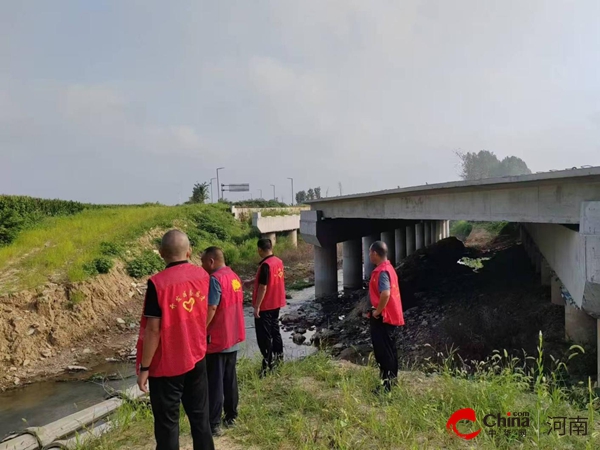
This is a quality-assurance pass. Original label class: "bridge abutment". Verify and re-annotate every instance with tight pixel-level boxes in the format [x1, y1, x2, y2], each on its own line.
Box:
[565, 303, 597, 345]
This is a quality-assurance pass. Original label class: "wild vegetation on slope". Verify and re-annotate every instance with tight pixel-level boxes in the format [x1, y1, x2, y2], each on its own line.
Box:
[0, 200, 300, 294]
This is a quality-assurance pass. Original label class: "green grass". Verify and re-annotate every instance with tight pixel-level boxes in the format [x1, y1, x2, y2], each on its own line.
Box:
[79, 336, 600, 450]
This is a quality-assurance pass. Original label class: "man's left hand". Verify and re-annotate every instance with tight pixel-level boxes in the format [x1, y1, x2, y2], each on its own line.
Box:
[137, 371, 149, 393]
[372, 310, 382, 319]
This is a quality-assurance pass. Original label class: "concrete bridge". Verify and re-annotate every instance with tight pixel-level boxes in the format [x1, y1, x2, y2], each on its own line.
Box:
[252, 212, 299, 247]
[301, 166, 600, 376]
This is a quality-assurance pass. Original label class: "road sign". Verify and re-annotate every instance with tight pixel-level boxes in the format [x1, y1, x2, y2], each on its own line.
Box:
[222, 183, 250, 192]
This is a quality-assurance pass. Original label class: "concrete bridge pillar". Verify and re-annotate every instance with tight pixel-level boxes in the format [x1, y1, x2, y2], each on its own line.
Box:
[286, 229, 298, 247]
[363, 234, 379, 279]
[445, 220, 450, 238]
[381, 231, 396, 265]
[406, 225, 416, 256]
[395, 227, 407, 262]
[551, 276, 565, 305]
[262, 232, 276, 246]
[415, 223, 424, 250]
[436, 221, 443, 242]
[565, 303, 596, 345]
[342, 239, 363, 291]
[429, 221, 436, 245]
[424, 222, 432, 246]
[315, 245, 338, 297]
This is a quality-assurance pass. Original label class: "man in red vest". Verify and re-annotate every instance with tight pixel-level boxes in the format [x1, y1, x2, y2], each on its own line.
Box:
[201, 246, 246, 436]
[136, 230, 214, 450]
[253, 238, 286, 376]
[368, 240, 405, 393]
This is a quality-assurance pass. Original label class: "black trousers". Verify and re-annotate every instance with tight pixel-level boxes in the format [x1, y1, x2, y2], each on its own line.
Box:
[148, 358, 215, 450]
[254, 308, 283, 373]
[206, 351, 239, 429]
[370, 315, 399, 391]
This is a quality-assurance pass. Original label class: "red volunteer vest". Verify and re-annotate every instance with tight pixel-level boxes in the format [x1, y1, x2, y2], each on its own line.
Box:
[369, 260, 405, 326]
[136, 263, 209, 378]
[253, 256, 286, 311]
[207, 266, 246, 354]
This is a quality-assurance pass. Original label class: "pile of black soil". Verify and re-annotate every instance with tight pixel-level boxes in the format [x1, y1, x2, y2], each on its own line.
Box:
[281, 236, 596, 379]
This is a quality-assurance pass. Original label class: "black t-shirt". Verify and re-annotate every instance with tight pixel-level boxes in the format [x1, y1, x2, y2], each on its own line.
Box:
[257, 254, 275, 286]
[143, 261, 189, 318]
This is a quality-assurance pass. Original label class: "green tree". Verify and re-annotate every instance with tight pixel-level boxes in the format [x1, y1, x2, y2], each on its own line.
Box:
[307, 188, 315, 200]
[493, 156, 532, 177]
[456, 151, 531, 180]
[295, 190, 307, 204]
[188, 182, 210, 204]
[314, 187, 322, 199]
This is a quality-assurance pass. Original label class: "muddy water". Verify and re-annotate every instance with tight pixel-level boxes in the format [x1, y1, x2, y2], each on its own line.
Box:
[0, 276, 341, 438]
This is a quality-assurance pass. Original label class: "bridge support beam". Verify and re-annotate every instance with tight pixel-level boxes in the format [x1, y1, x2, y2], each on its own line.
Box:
[406, 225, 416, 256]
[381, 231, 396, 265]
[343, 239, 363, 291]
[445, 220, 451, 238]
[565, 303, 596, 345]
[363, 234, 379, 279]
[424, 222, 431, 247]
[415, 223, 424, 250]
[315, 245, 338, 297]
[395, 227, 407, 262]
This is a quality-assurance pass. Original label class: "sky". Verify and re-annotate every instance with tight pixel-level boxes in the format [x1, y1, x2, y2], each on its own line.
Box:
[1, 1, 599, 205]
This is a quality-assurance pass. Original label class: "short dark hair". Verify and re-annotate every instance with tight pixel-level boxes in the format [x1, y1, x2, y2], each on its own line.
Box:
[257, 238, 273, 251]
[202, 246, 223, 260]
[370, 240, 388, 258]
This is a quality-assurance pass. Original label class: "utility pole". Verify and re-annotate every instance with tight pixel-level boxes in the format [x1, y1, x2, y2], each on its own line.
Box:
[210, 177, 216, 203]
[216, 167, 225, 201]
[271, 184, 276, 200]
[288, 177, 294, 206]
[258, 189, 263, 199]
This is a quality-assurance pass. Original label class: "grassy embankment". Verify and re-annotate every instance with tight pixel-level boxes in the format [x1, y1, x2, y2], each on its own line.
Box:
[82, 335, 599, 450]
[0, 197, 303, 294]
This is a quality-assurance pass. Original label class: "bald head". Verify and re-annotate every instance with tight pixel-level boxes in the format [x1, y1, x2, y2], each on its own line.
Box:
[159, 229, 191, 262]
[201, 246, 225, 273]
[369, 240, 388, 264]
